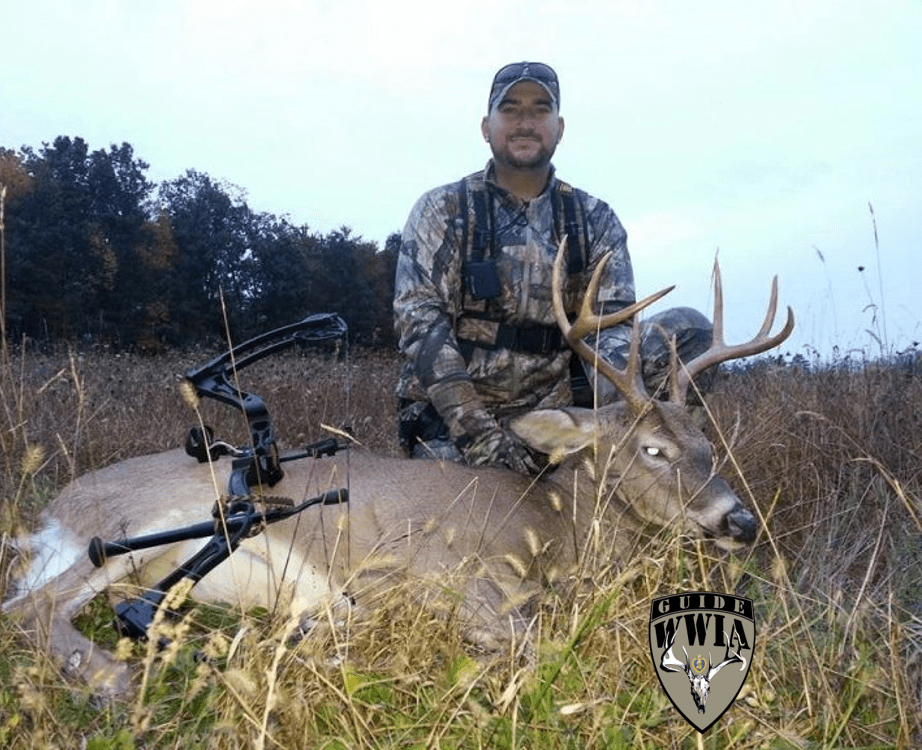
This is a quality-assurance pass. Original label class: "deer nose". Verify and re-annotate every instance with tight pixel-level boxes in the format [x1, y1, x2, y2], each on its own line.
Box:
[726, 507, 757, 542]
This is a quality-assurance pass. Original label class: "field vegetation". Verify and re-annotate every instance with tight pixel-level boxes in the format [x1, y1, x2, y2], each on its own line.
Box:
[1, 337, 920, 749]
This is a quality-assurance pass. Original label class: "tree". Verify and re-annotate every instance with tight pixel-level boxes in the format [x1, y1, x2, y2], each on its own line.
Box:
[0, 148, 32, 202]
[2, 135, 401, 349]
[157, 170, 258, 343]
[0, 149, 33, 342]
[127, 208, 181, 351]
[86, 142, 155, 343]
[298, 227, 397, 345]
[8, 137, 96, 337]
[5, 137, 154, 341]
[245, 213, 310, 333]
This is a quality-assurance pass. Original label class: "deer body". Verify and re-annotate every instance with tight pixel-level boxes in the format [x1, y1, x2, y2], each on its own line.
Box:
[7, 397, 753, 695]
[4, 243, 793, 696]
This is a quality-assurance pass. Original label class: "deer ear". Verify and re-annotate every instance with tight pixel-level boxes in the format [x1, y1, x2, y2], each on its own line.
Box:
[510, 408, 596, 457]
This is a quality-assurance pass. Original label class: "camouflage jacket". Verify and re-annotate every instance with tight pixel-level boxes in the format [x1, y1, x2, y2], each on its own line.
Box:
[394, 161, 635, 442]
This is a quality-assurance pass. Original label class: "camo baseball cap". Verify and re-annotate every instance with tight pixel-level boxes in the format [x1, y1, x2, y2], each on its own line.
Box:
[488, 62, 560, 112]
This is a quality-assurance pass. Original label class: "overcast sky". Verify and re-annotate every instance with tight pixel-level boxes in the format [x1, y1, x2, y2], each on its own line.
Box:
[3, 0, 919, 360]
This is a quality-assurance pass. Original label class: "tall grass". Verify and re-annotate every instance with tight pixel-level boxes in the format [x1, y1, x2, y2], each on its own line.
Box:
[1, 339, 920, 748]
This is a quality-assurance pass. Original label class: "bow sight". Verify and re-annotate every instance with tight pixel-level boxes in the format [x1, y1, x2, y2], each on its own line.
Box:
[87, 314, 351, 641]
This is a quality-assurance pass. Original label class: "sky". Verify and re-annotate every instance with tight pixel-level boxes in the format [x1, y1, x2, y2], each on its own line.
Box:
[2, 0, 920, 360]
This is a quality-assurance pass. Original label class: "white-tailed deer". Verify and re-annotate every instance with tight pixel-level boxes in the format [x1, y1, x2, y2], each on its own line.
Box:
[3, 242, 793, 696]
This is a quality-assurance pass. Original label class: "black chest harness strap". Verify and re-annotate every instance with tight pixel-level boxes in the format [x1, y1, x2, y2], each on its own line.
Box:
[456, 176, 589, 358]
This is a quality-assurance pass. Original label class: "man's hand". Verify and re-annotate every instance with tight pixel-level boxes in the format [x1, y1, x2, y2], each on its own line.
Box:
[427, 376, 544, 475]
[462, 426, 543, 475]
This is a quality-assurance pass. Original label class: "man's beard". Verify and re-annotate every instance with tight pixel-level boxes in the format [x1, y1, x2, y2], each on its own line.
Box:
[494, 137, 556, 170]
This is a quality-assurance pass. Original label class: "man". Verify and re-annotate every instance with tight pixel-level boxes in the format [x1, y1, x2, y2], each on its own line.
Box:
[394, 62, 711, 473]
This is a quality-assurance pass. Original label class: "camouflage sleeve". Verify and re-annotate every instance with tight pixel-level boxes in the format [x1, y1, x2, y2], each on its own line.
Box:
[581, 194, 637, 375]
[393, 187, 498, 441]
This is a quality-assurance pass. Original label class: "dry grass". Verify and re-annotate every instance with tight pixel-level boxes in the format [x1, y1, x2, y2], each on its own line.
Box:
[1, 343, 920, 748]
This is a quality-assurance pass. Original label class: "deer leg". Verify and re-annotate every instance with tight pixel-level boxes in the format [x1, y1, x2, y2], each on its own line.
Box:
[7, 561, 135, 697]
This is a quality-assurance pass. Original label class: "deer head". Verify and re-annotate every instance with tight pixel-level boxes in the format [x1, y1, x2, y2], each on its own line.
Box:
[510, 239, 795, 549]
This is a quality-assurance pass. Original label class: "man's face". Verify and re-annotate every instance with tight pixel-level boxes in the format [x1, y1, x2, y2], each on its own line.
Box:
[481, 80, 565, 171]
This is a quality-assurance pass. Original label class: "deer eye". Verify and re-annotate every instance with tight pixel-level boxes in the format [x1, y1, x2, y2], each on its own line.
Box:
[644, 446, 662, 457]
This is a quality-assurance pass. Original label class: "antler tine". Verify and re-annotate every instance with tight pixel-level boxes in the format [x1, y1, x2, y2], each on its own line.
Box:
[673, 260, 795, 402]
[551, 237, 674, 412]
[712, 257, 724, 346]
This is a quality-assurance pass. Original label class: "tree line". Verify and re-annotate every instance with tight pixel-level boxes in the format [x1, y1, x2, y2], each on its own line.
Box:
[0, 136, 400, 350]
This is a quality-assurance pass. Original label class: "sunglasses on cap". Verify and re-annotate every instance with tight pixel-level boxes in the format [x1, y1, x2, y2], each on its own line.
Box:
[488, 62, 560, 111]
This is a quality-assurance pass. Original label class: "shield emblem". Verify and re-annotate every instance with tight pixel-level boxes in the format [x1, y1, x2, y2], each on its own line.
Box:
[648, 592, 756, 733]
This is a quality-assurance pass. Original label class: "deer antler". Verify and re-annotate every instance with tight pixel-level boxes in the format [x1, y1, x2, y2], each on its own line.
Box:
[551, 237, 674, 413]
[707, 632, 747, 679]
[659, 628, 691, 676]
[670, 259, 795, 403]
